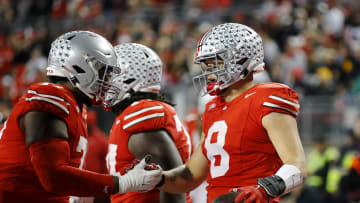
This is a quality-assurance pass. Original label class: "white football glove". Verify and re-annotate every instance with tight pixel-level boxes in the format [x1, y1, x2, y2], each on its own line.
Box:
[117, 156, 163, 193]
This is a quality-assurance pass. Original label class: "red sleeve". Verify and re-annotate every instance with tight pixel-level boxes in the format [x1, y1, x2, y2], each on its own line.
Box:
[29, 138, 114, 196]
[121, 101, 165, 134]
[260, 86, 300, 118]
[23, 85, 71, 122]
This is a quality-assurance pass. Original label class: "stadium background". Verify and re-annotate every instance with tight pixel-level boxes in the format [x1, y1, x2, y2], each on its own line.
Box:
[1, 0, 360, 202]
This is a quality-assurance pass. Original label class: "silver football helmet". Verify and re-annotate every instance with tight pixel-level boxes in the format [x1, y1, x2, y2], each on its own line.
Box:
[46, 31, 119, 104]
[104, 43, 163, 108]
[193, 23, 265, 96]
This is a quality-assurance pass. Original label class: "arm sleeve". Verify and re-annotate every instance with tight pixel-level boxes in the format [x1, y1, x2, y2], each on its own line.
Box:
[29, 138, 114, 196]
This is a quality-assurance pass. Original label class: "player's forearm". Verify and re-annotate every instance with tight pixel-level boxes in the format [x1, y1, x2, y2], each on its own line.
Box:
[284, 158, 307, 178]
[159, 165, 201, 193]
[41, 165, 117, 196]
[29, 138, 117, 196]
[279, 147, 307, 179]
[257, 164, 304, 198]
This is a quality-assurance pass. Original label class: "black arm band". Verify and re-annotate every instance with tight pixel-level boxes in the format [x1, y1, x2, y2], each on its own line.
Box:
[112, 176, 119, 194]
[257, 175, 286, 198]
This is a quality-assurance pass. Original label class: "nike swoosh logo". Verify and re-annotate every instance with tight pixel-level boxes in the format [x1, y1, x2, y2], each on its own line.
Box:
[244, 92, 256, 98]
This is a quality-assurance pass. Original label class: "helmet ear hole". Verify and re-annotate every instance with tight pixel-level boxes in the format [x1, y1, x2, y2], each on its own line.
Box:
[72, 65, 85, 73]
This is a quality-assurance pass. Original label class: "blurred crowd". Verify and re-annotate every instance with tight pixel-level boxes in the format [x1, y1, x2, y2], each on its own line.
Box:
[0, 0, 359, 114]
[2, 0, 360, 202]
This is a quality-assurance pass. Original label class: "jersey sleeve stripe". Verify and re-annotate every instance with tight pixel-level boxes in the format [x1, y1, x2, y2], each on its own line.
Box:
[123, 112, 165, 130]
[0, 120, 8, 140]
[28, 90, 70, 105]
[25, 97, 70, 115]
[269, 95, 299, 108]
[263, 102, 298, 116]
[124, 105, 164, 120]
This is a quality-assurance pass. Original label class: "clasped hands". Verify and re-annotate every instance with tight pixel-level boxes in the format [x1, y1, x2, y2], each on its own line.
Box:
[116, 155, 163, 194]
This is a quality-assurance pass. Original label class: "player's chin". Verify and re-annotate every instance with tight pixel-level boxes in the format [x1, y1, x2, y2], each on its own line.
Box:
[211, 191, 246, 203]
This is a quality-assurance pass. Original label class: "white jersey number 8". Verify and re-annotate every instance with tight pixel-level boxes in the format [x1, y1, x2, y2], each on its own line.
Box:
[204, 120, 229, 178]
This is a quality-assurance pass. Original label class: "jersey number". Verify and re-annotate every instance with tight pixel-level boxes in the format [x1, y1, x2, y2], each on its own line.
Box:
[76, 136, 88, 169]
[174, 114, 192, 156]
[205, 120, 230, 178]
[106, 144, 120, 176]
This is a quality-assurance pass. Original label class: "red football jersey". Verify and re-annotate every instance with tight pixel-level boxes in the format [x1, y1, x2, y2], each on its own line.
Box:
[84, 127, 109, 174]
[0, 82, 88, 203]
[201, 83, 300, 203]
[183, 108, 201, 153]
[107, 99, 192, 203]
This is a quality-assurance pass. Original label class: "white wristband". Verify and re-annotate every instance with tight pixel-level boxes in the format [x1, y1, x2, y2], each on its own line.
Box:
[275, 164, 303, 195]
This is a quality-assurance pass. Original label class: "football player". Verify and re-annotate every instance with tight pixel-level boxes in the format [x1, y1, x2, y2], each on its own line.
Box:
[157, 23, 307, 203]
[0, 31, 162, 203]
[104, 43, 192, 203]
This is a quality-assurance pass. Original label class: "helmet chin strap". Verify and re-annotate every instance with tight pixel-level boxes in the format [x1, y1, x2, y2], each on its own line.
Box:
[206, 67, 252, 96]
[207, 81, 223, 96]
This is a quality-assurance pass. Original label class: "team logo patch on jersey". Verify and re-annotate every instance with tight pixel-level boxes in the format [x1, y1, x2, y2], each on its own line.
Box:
[208, 103, 216, 111]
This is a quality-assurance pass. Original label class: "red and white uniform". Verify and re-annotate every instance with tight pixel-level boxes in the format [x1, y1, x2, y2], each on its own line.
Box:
[107, 99, 192, 203]
[183, 108, 201, 153]
[0, 83, 88, 203]
[201, 83, 300, 203]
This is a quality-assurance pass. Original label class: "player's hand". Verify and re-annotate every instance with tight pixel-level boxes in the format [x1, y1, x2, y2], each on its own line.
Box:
[117, 155, 162, 193]
[120, 158, 160, 175]
[232, 185, 271, 203]
[119, 159, 140, 175]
